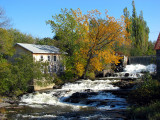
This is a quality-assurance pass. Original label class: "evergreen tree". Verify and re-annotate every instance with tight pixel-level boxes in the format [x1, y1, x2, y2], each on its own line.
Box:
[123, 0, 150, 56]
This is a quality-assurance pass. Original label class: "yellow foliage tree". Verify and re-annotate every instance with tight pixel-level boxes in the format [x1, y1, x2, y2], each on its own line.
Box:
[73, 9, 130, 78]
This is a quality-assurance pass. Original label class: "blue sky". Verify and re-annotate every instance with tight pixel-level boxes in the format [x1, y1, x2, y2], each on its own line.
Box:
[0, 0, 159, 42]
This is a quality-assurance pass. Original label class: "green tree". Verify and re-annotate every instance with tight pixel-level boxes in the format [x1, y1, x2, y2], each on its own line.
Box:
[123, 0, 150, 56]
[47, 8, 80, 77]
[8, 28, 35, 44]
[0, 53, 53, 96]
[146, 41, 156, 55]
[36, 37, 54, 45]
[0, 56, 13, 95]
[47, 8, 79, 57]
[0, 28, 14, 56]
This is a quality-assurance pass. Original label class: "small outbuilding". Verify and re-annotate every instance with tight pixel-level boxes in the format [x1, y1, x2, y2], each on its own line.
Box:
[154, 33, 160, 80]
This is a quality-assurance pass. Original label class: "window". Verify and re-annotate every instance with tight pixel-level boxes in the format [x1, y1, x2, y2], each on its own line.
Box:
[60, 65, 63, 72]
[54, 56, 56, 61]
[48, 66, 51, 72]
[40, 55, 43, 61]
[53, 65, 57, 72]
[48, 55, 50, 61]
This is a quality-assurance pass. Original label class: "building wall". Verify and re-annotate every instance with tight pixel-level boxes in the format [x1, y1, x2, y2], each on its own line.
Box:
[14, 45, 64, 74]
[156, 50, 160, 80]
[33, 53, 64, 74]
[14, 45, 32, 56]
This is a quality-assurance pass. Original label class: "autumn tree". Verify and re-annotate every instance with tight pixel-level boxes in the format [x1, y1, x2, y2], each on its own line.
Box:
[48, 9, 130, 79]
[73, 9, 130, 78]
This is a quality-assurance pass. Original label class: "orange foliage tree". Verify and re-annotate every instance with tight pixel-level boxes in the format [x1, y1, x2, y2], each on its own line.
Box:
[73, 9, 130, 78]
[48, 8, 130, 79]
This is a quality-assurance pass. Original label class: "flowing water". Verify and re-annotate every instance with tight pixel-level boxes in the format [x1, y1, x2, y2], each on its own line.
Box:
[5, 64, 156, 120]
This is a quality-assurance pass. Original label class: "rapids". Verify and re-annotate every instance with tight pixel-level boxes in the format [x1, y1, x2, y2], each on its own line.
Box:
[6, 64, 156, 120]
[109, 64, 156, 78]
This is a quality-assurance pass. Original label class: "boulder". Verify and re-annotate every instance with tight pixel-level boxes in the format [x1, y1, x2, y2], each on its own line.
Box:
[124, 73, 130, 77]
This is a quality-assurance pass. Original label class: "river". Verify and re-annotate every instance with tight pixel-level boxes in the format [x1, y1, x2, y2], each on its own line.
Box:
[5, 64, 156, 120]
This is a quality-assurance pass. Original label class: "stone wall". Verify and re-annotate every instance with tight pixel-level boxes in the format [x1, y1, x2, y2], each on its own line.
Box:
[33, 78, 55, 91]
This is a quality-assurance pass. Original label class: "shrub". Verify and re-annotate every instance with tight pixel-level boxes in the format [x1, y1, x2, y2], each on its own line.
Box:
[129, 73, 160, 105]
[60, 70, 76, 82]
[53, 73, 63, 85]
[86, 72, 95, 80]
[129, 101, 160, 120]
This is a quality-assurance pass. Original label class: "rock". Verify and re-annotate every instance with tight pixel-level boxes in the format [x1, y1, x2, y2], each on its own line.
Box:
[71, 92, 89, 98]
[136, 73, 141, 78]
[63, 92, 89, 103]
[105, 73, 112, 77]
[113, 74, 118, 77]
[53, 85, 61, 89]
[110, 105, 115, 108]
[124, 73, 129, 77]
[96, 72, 103, 77]
[84, 89, 92, 92]
[0, 103, 11, 108]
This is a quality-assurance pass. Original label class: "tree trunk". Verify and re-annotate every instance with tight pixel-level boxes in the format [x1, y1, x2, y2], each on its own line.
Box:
[83, 53, 92, 79]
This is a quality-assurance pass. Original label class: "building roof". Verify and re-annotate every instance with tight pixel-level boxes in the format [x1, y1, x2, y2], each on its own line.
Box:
[16, 43, 61, 54]
[154, 33, 160, 50]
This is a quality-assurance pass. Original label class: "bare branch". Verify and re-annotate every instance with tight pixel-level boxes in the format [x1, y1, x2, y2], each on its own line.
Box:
[0, 7, 11, 28]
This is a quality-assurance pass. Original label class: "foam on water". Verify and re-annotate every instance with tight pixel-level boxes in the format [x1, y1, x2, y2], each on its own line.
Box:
[62, 79, 119, 91]
[111, 64, 157, 78]
[124, 64, 156, 74]
[20, 79, 120, 110]
[88, 92, 122, 100]
[22, 114, 57, 119]
[20, 90, 87, 110]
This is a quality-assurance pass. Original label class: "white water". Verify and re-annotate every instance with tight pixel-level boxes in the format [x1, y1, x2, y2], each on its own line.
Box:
[20, 64, 156, 108]
[19, 79, 125, 119]
[61, 79, 119, 91]
[111, 64, 156, 78]
[20, 79, 121, 110]
[124, 64, 156, 74]
[18, 64, 156, 119]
